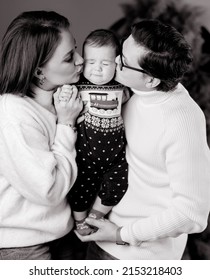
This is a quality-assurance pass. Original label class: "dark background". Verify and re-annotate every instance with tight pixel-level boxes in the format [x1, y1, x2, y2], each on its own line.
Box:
[0, 0, 210, 52]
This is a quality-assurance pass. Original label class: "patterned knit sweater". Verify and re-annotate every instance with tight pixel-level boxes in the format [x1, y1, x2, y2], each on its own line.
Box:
[97, 83, 210, 259]
[76, 77, 125, 127]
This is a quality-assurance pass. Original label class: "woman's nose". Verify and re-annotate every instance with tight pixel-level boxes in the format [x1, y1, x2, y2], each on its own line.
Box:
[75, 52, 84, 66]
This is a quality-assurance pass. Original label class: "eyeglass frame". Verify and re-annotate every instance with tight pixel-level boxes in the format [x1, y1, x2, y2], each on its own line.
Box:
[119, 39, 149, 75]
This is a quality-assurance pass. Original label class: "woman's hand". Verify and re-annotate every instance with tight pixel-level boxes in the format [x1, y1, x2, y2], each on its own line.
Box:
[74, 217, 118, 243]
[54, 85, 83, 125]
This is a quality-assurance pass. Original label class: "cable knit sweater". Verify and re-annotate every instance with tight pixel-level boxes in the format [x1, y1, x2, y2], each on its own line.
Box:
[0, 93, 77, 248]
[97, 83, 210, 259]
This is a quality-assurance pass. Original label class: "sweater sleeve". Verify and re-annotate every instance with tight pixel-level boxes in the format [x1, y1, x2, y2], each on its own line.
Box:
[0, 120, 77, 207]
[121, 104, 210, 245]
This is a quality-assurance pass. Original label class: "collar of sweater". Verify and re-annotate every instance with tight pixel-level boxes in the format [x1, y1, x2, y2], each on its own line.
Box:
[130, 83, 183, 105]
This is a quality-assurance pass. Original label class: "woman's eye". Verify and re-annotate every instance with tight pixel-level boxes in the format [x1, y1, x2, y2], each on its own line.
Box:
[65, 55, 73, 63]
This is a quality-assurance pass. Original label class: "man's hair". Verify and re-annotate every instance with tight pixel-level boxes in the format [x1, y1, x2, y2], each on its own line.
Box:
[131, 20, 193, 91]
[83, 29, 120, 57]
[0, 10, 70, 96]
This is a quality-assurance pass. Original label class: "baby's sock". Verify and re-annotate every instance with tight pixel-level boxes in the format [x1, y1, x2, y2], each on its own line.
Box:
[88, 209, 104, 219]
[75, 218, 94, 236]
[87, 209, 105, 232]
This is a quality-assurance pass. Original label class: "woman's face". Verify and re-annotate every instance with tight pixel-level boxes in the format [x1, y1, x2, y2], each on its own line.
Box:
[41, 29, 83, 88]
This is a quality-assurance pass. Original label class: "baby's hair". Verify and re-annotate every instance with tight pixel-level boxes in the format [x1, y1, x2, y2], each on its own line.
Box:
[83, 29, 120, 56]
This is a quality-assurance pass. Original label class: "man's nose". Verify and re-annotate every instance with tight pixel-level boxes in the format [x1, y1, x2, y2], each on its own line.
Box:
[115, 55, 120, 65]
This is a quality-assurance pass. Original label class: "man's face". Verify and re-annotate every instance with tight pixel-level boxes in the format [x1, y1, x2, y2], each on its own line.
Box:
[115, 35, 149, 91]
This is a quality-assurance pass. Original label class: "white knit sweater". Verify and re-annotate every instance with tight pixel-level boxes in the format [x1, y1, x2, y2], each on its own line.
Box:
[97, 83, 210, 259]
[0, 94, 77, 247]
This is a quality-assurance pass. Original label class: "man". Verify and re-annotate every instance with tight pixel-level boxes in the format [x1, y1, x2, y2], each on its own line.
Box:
[76, 19, 210, 260]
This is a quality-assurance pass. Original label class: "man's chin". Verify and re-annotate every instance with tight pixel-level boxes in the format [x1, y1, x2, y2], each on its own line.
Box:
[114, 74, 121, 84]
[114, 73, 119, 81]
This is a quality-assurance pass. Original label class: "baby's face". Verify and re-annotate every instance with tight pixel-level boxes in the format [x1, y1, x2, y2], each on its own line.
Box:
[83, 44, 116, 85]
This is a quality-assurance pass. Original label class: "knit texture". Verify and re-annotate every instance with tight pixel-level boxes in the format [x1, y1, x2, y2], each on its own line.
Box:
[0, 94, 77, 247]
[97, 83, 210, 259]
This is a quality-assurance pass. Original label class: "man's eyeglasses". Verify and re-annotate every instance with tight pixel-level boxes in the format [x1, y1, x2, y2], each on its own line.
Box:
[119, 40, 149, 75]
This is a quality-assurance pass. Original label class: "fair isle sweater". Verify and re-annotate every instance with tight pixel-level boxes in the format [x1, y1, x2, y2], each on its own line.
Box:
[0, 93, 77, 247]
[97, 83, 210, 259]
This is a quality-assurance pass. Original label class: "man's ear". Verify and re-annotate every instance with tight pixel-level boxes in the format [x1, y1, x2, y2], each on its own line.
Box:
[145, 77, 160, 89]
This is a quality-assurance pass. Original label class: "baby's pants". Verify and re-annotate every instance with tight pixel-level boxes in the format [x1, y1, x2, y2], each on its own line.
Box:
[68, 116, 128, 212]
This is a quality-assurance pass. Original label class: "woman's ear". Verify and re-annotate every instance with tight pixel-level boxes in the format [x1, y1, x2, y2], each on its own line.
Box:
[145, 77, 160, 89]
[34, 68, 46, 86]
[34, 68, 43, 78]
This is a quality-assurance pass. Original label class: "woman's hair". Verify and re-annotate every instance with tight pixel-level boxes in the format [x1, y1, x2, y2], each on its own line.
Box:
[0, 10, 70, 96]
[82, 29, 120, 57]
[131, 20, 193, 92]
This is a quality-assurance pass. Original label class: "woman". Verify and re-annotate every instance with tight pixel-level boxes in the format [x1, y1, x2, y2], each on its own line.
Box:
[0, 10, 83, 259]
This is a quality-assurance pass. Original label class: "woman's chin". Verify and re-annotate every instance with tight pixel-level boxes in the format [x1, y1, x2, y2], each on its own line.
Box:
[69, 74, 81, 84]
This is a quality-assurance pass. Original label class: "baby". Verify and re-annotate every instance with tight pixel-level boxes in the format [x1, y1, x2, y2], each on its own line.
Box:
[60, 29, 129, 235]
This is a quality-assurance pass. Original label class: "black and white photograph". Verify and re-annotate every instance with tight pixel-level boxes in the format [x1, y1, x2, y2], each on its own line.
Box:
[0, 0, 210, 278]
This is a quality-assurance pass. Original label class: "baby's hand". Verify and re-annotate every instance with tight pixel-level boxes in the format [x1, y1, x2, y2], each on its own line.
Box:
[58, 84, 78, 102]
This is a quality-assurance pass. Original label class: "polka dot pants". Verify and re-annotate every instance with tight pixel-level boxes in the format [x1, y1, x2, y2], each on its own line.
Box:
[68, 119, 128, 212]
